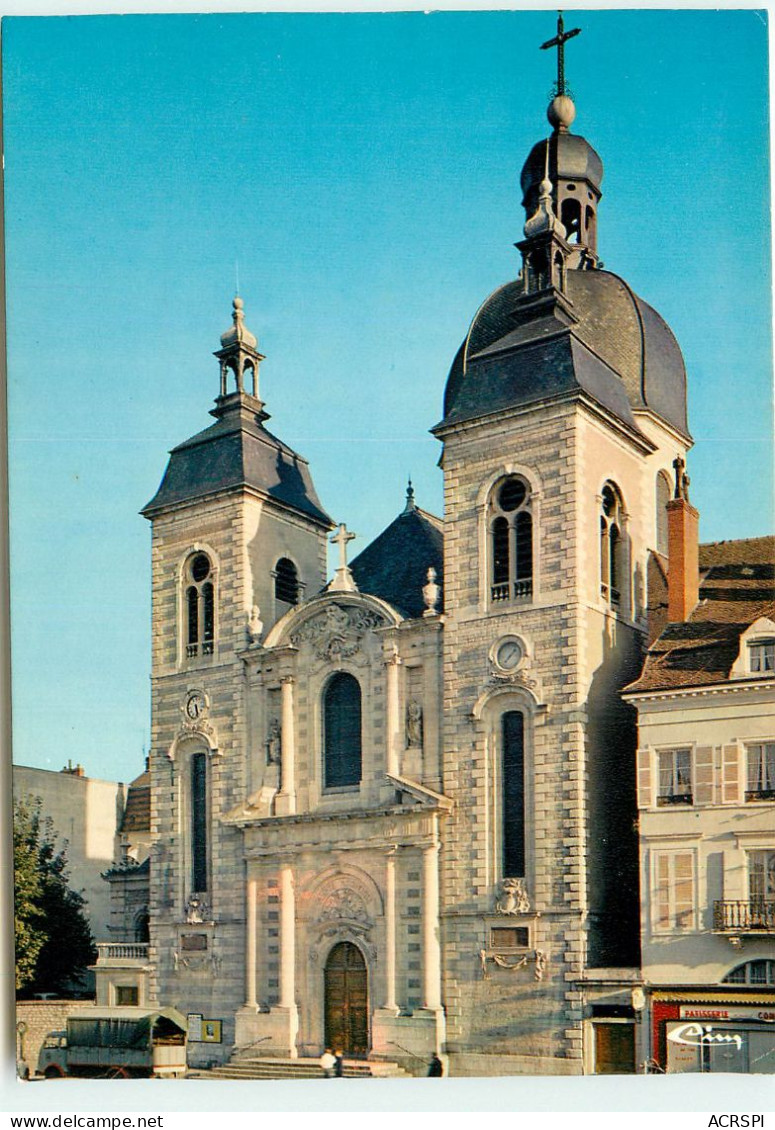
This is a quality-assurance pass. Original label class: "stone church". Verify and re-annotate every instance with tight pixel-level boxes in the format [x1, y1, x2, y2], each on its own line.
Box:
[138, 25, 695, 1076]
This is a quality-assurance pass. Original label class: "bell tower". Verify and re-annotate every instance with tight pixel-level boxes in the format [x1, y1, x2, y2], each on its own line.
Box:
[434, 14, 691, 1073]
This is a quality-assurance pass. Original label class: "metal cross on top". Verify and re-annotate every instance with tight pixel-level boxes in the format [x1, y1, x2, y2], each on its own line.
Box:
[540, 11, 581, 98]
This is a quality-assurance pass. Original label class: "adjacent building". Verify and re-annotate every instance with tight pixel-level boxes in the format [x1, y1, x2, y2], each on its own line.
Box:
[625, 530, 775, 1074]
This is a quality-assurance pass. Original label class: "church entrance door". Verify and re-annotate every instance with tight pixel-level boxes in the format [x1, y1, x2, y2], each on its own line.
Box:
[324, 942, 368, 1057]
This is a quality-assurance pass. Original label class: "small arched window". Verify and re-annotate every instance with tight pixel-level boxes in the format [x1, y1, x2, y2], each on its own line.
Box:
[488, 477, 533, 603]
[323, 672, 362, 789]
[191, 752, 208, 892]
[560, 197, 582, 244]
[502, 711, 526, 878]
[135, 912, 150, 944]
[723, 960, 775, 985]
[656, 472, 671, 557]
[600, 483, 624, 606]
[275, 558, 300, 606]
[185, 553, 215, 658]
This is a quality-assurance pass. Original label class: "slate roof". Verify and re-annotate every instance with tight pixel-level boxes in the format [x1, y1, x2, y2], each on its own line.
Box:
[142, 397, 332, 527]
[626, 536, 775, 694]
[350, 503, 443, 620]
[438, 269, 688, 439]
[121, 769, 151, 834]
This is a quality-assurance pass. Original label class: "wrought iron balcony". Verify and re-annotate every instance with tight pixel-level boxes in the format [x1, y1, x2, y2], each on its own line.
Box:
[713, 900, 775, 933]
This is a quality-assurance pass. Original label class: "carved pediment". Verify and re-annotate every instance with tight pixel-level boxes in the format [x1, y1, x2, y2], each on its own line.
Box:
[290, 602, 386, 661]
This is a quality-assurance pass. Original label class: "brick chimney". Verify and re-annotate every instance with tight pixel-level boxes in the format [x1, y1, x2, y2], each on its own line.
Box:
[666, 455, 699, 622]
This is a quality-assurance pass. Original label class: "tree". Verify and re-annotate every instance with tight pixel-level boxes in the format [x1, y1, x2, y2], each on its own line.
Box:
[13, 797, 45, 990]
[13, 795, 98, 996]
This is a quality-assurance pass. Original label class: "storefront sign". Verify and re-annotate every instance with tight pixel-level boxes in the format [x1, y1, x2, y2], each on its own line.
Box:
[668, 1022, 743, 1051]
[679, 1006, 775, 1023]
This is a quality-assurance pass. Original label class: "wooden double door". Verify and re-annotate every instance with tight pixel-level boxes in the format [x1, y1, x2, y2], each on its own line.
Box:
[324, 942, 368, 1057]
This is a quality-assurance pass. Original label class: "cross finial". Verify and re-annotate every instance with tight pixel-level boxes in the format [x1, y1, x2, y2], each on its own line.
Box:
[540, 11, 581, 98]
[329, 523, 358, 592]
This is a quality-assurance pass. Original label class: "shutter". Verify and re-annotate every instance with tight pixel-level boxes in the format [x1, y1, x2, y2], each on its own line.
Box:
[637, 748, 652, 809]
[694, 745, 714, 805]
[722, 743, 742, 804]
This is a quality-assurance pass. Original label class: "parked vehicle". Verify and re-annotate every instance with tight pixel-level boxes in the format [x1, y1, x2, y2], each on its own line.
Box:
[37, 1007, 187, 1079]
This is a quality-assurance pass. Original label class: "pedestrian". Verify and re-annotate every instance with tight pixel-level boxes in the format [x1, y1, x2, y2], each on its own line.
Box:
[427, 1053, 443, 1077]
[319, 1047, 336, 1078]
[334, 1048, 344, 1077]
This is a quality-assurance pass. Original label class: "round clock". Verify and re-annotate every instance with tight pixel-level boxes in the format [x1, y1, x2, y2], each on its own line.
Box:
[186, 692, 205, 720]
[495, 638, 524, 672]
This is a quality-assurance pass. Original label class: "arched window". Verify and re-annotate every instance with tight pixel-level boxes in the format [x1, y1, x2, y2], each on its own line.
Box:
[502, 711, 526, 878]
[135, 912, 150, 944]
[275, 557, 300, 605]
[191, 752, 208, 892]
[656, 471, 671, 556]
[600, 483, 624, 606]
[723, 960, 775, 986]
[488, 477, 533, 603]
[560, 197, 582, 243]
[323, 673, 362, 789]
[185, 552, 215, 658]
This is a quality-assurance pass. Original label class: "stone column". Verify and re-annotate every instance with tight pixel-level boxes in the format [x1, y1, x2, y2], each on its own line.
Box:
[384, 851, 398, 1011]
[422, 839, 442, 1010]
[385, 651, 401, 778]
[245, 872, 258, 1008]
[276, 676, 296, 815]
[279, 863, 295, 1011]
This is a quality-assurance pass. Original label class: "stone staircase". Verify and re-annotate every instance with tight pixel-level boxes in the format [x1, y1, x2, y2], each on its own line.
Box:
[193, 1055, 412, 1081]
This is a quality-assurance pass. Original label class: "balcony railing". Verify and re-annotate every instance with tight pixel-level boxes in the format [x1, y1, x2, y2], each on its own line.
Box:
[713, 900, 775, 933]
[491, 580, 533, 602]
[96, 943, 150, 963]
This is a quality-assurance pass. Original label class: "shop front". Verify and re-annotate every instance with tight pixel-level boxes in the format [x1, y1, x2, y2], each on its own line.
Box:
[651, 992, 775, 1074]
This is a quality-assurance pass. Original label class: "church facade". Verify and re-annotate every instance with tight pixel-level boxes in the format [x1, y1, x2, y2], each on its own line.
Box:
[140, 30, 701, 1076]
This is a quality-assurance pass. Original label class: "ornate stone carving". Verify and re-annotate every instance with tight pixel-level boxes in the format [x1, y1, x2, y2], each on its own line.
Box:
[422, 567, 441, 616]
[265, 717, 281, 765]
[247, 605, 264, 644]
[290, 603, 385, 661]
[496, 877, 531, 915]
[534, 950, 547, 981]
[488, 667, 539, 691]
[319, 886, 371, 927]
[185, 893, 211, 923]
[405, 700, 423, 747]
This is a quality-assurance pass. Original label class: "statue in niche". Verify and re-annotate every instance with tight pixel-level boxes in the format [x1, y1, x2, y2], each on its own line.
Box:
[265, 718, 281, 765]
[185, 894, 210, 923]
[406, 700, 423, 747]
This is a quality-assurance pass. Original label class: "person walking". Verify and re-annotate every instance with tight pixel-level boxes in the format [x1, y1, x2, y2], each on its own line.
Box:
[319, 1048, 336, 1078]
[334, 1049, 344, 1077]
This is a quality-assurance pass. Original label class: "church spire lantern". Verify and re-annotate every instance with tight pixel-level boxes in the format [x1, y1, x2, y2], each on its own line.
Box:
[521, 13, 603, 270]
[213, 296, 267, 416]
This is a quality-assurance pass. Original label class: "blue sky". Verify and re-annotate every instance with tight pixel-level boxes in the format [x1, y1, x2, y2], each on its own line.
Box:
[4, 8, 773, 784]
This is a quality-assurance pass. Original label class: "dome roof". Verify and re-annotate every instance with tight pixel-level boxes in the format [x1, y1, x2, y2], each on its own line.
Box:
[438, 269, 689, 438]
[521, 131, 603, 207]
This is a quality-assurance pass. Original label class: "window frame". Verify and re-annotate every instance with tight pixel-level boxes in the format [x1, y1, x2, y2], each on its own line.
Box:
[657, 747, 693, 807]
[746, 742, 775, 801]
[180, 548, 218, 665]
[322, 670, 363, 792]
[599, 482, 626, 609]
[652, 848, 696, 934]
[487, 475, 533, 606]
[749, 639, 775, 675]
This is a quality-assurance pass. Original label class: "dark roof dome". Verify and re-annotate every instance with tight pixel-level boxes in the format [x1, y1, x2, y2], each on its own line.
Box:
[438, 268, 689, 438]
[521, 131, 603, 208]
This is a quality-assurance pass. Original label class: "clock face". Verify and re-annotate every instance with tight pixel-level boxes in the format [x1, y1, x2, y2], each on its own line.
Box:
[495, 639, 523, 671]
[186, 693, 204, 720]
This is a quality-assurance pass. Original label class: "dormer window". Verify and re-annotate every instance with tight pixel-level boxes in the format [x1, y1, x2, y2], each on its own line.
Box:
[488, 476, 533, 604]
[185, 553, 215, 659]
[749, 639, 775, 674]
